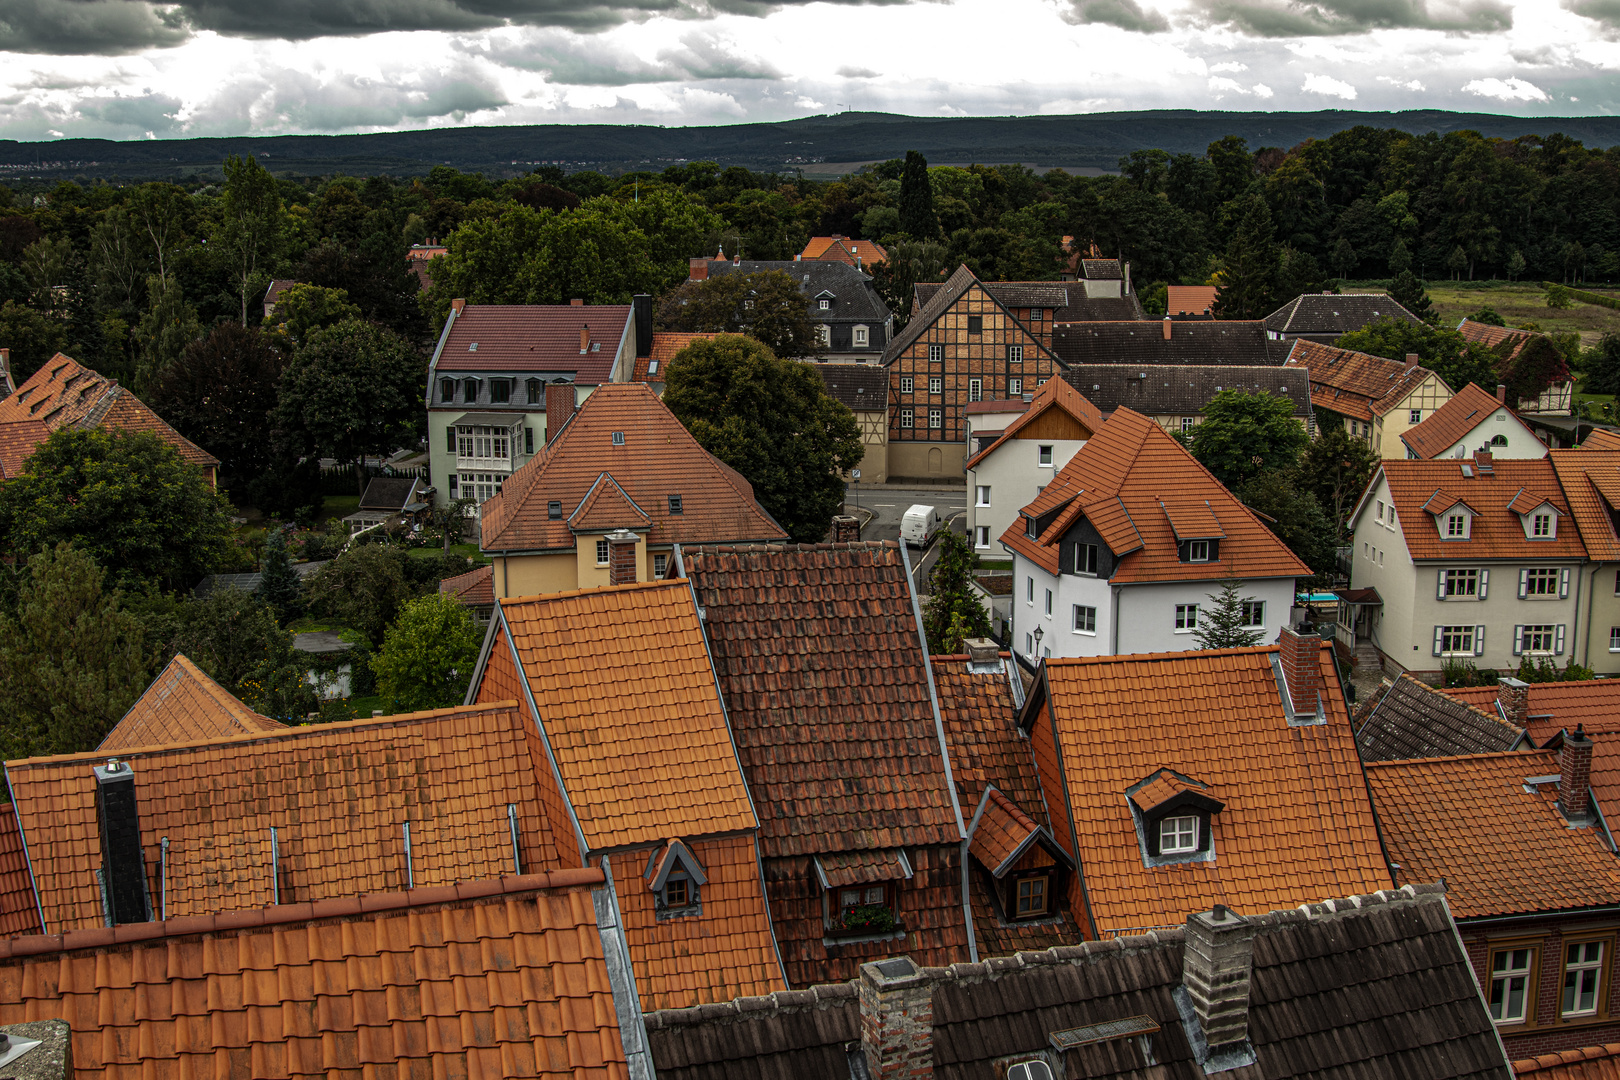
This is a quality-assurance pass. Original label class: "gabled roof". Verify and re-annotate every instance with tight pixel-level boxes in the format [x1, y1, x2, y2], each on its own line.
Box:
[1549, 448, 1620, 561]
[1355, 674, 1526, 761]
[1052, 321, 1277, 367]
[479, 383, 786, 553]
[967, 787, 1043, 876]
[1283, 339, 1444, 422]
[815, 364, 887, 411]
[1060, 364, 1309, 418]
[683, 543, 962, 857]
[963, 376, 1104, 469]
[358, 475, 422, 511]
[885, 265, 1060, 367]
[1516, 1044, 1620, 1079]
[797, 235, 887, 266]
[1265, 292, 1419, 335]
[1364, 750, 1620, 920]
[1403, 382, 1541, 460]
[1457, 317, 1535, 361]
[634, 331, 715, 382]
[438, 562, 494, 606]
[0, 421, 47, 478]
[1031, 642, 1389, 936]
[434, 303, 631, 380]
[1166, 285, 1217, 315]
[0, 805, 38, 937]
[5, 701, 552, 934]
[569, 471, 651, 530]
[1365, 458, 1585, 561]
[913, 280, 1069, 312]
[999, 408, 1309, 583]
[0, 868, 635, 1080]
[1082, 258, 1122, 279]
[98, 654, 285, 753]
[704, 260, 890, 323]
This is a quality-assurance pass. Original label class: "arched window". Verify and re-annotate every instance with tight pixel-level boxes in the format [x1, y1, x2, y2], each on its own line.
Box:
[1491, 433, 1509, 446]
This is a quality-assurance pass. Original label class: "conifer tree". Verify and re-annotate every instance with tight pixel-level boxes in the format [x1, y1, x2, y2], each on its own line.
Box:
[922, 530, 991, 654]
[898, 151, 939, 242]
[1212, 194, 1279, 319]
[255, 525, 302, 624]
[1192, 575, 1264, 650]
[1389, 269, 1435, 324]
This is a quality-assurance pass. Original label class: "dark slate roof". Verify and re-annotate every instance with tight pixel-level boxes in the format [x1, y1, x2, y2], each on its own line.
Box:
[1060, 365, 1309, 417]
[644, 884, 1512, 1080]
[1355, 674, 1527, 762]
[1055, 295, 1144, 322]
[704, 260, 890, 324]
[359, 476, 420, 511]
[1082, 259, 1123, 280]
[1265, 293, 1420, 336]
[815, 365, 888, 411]
[1051, 321, 1278, 367]
[912, 280, 1144, 323]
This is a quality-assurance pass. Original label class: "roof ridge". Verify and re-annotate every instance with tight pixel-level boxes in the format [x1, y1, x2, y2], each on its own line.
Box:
[497, 578, 690, 608]
[1044, 643, 1285, 667]
[1362, 747, 1558, 769]
[1394, 672, 1521, 733]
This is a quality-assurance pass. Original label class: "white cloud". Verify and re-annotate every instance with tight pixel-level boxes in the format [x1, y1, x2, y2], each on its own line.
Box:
[1301, 72, 1358, 97]
[1208, 75, 1245, 91]
[1377, 74, 1426, 88]
[1208, 60, 1247, 70]
[1462, 75, 1550, 99]
[1251, 81, 1273, 95]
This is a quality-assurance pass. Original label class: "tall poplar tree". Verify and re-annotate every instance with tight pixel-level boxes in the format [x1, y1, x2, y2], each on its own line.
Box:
[899, 151, 939, 241]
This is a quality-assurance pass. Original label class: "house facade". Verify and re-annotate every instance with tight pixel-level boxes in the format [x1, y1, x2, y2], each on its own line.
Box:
[1549, 448, 1620, 674]
[1458, 318, 1576, 415]
[691, 257, 893, 363]
[1285, 339, 1453, 456]
[816, 364, 889, 484]
[1402, 381, 1548, 461]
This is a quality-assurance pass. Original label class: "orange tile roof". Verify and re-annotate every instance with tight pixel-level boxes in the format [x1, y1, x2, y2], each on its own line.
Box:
[1584, 428, 1620, 451]
[1457, 317, 1533, 362]
[1364, 751, 1620, 920]
[1516, 1044, 1620, 1079]
[98, 654, 285, 753]
[495, 580, 757, 851]
[1166, 285, 1217, 315]
[1284, 339, 1445, 422]
[439, 561, 495, 606]
[1550, 449, 1620, 561]
[967, 787, 1041, 876]
[572, 472, 651, 531]
[0, 421, 47, 478]
[1035, 643, 1390, 935]
[6, 701, 554, 933]
[1369, 457, 1585, 562]
[798, 236, 887, 266]
[0, 869, 633, 1079]
[480, 383, 786, 553]
[1403, 382, 1539, 460]
[998, 408, 1310, 582]
[963, 376, 1104, 470]
[633, 332, 716, 382]
[932, 652, 1043, 815]
[1126, 770, 1214, 814]
[0, 805, 39, 937]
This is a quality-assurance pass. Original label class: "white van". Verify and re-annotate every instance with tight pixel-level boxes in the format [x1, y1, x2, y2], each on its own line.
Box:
[901, 505, 942, 548]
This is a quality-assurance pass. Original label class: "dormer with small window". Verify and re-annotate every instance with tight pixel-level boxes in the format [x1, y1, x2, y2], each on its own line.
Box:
[816, 849, 912, 939]
[1423, 492, 1476, 540]
[1507, 490, 1561, 540]
[1162, 500, 1225, 564]
[816, 289, 836, 311]
[966, 787, 1073, 926]
[645, 839, 707, 919]
[1126, 769, 1223, 867]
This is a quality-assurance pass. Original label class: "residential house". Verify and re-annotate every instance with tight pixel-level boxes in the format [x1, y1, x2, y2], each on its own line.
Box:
[882, 265, 1066, 480]
[424, 297, 650, 509]
[1052, 318, 1287, 368]
[1285, 339, 1453, 454]
[796, 234, 887, 268]
[476, 382, 786, 599]
[913, 277, 1144, 328]
[965, 396, 1033, 459]
[1402, 381, 1548, 461]
[690, 257, 892, 363]
[98, 653, 286, 754]
[999, 408, 1309, 661]
[1354, 672, 1528, 761]
[0, 353, 219, 486]
[468, 579, 788, 1011]
[1167, 284, 1217, 316]
[342, 474, 434, 533]
[816, 364, 889, 483]
[632, 330, 716, 390]
[438, 561, 495, 625]
[645, 883, 1513, 1080]
[1019, 629, 1392, 937]
[1364, 735, 1620, 1057]
[261, 278, 299, 320]
[1587, 429, 1620, 451]
[681, 543, 973, 987]
[964, 377, 1104, 554]
[1548, 449, 1620, 674]
[406, 239, 446, 290]
[1343, 454, 1587, 678]
[1264, 291, 1420, 343]
[1059, 363, 1311, 438]
[1459, 318, 1576, 415]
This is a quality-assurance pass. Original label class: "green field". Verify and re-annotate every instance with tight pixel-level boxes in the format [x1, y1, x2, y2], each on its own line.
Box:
[1416, 282, 1620, 346]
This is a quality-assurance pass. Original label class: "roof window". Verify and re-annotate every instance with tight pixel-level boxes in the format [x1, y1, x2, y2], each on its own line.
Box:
[1126, 769, 1223, 867]
[468, 342, 478, 352]
[668, 494, 683, 515]
[548, 501, 562, 519]
[647, 839, 707, 919]
[612, 431, 625, 446]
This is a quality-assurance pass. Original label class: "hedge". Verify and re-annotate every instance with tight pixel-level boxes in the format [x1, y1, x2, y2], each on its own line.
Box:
[1542, 282, 1620, 311]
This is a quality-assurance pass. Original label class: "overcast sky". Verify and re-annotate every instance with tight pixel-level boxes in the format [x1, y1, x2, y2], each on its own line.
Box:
[0, 0, 1615, 142]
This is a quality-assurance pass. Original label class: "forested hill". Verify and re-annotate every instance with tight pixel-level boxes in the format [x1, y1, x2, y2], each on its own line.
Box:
[7, 109, 1620, 181]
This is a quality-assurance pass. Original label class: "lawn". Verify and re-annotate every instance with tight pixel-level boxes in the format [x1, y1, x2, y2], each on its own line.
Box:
[1396, 281, 1620, 346]
[408, 543, 487, 563]
[320, 495, 360, 525]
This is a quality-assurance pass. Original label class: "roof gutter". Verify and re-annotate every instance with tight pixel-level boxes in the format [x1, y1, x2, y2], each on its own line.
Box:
[1457, 902, 1620, 928]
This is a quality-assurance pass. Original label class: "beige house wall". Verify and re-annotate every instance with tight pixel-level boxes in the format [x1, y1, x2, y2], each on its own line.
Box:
[1368, 374, 1453, 458]
[1579, 563, 1620, 674]
[888, 440, 965, 483]
[849, 408, 888, 484]
[491, 531, 654, 599]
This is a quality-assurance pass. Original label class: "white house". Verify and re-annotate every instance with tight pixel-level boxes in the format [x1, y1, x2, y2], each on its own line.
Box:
[1399, 381, 1546, 461]
[999, 407, 1310, 662]
[964, 378, 1104, 554]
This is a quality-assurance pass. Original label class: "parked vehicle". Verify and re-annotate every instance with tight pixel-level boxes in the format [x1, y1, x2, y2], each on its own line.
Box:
[901, 505, 942, 548]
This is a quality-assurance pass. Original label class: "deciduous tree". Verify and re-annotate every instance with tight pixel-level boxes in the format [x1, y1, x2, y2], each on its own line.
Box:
[214, 154, 286, 326]
[149, 322, 286, 481]
[1186, 389, 1307, 488]
[656, 270, 816, 358]
[371, 591, 482, 712]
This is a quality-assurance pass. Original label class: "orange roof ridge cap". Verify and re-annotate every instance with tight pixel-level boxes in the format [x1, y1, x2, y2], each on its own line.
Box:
[1362, 748, 1558, 770]
[497, 578, 691, 609]
[1044, 643, 1281, 667]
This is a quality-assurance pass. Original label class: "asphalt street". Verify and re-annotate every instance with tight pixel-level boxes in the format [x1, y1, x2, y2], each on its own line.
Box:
[843, 485, 967, 592]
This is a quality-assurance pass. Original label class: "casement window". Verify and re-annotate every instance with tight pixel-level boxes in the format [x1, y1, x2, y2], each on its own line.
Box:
[1513, 624, 1565, 655]
[447, 474, 458, 498]
[1492, 433, 1509, 446]
[1377, 500, 1385, 521]
[1044, 588, 1053, 616]
[969, 378, 982, 402]
[929, 376, 943, 394]
[1533, 512, 1555, 538]
[967, 315, 983, 334]
[900, 376, 914, 394]
[900, 408, 914, 429]
[439, 378, 456, 402]
[1186, 539, 1210, 563]
[446, 427, 457, 453]
[1519, 568, 1569, 599]
[928, 408, 942, 429]
[1030, 307, 1044, 322]
[1489, 947, 1535, 1024]
[1181, 417, 1194, 433]
[1175, 604, 1198, 632]
[489, 379, 511, 404]
[653, 552, 669, 578]
[1076, 543, 1099, 575]
[1445, 513, 1469, 539]
[1433, 624, 1484, 657]
[1409, 409, 1422, 424]
[1014, 874, 1049, 917]
[818, 298, 830, 310]
[662, 874, 694, 909]
[854, 326, 868, 346]
[976, 485, 991, 506]
[1614, 569, 1620, 596]
[1027, 577, 1035, 604]
[524, 427, 534, 455]
[928, 344, 944, 362]
[975, 525, 990, 547]
[460, 472, 500, 501]
[1388, 506, 1397, 528]
[595, 539, 610, 565]
[463, 378, 479, 404]
[1009, 377, 1023, 396]
[1438, 568, 1486, 599]
[1038, 444, 1053, 466]
[819, 325, 832, 347]
[1007, 345, 1024, 363]
[838, 884, 889, 915]
[1073, 605, 1096, 634]
[1026, 516, 1037, 539]
[1564, 941, 1607, 1018]
[1240, 601, 1265, 627]
[458, 425, 510, 461]
[1159, 815, 1199, 854]
[527, 378, 542, 404]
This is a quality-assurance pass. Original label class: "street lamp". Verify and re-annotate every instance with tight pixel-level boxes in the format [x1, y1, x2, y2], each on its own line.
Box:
[1032, 624, 1044, 659]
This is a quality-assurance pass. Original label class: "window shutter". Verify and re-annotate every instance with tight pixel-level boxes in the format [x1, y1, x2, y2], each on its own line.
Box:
[1519, 569, 1529, 599]
[1556, 625, 1566, 655]
[1437, 569, 1447, 600]
[1560, 569, 1571, 599]
[1480, 570, 1489, 598]
[1196, 815, 1212, 853]
[1145, 817, 1160, 857]
[446, 428, 456, 453]
[1433, 626, 1444, 656]
[1475, 625, 1486, 657]
[1514, 625, 1524, 656]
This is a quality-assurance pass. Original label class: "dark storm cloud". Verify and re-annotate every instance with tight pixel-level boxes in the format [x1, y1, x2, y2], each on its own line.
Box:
[1565, 0, 1620, 28]
[1060, 0, 1169, 32]
[0, 0, 189, 54]
[486, 28, 779, 84]
[1193, 0, 1510, 35]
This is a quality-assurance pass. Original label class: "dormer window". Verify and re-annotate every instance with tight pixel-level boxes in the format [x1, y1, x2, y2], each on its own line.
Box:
[1025, 515, 1037, 539]
[439, 378, 456, 403]
[1127, 769, 1222, 866]
[817, 850, 910, 936]
[1187, 539, 1210, 563]
[463, 378, 479, 404]
[1448, 514, 1467, 537]
[1160, 815, 1198, 854]
[1533, 512, 1554, 537]
[646, 839, 707, 919]
[818, 299, 830, 310]
[526, 378, 542, 404]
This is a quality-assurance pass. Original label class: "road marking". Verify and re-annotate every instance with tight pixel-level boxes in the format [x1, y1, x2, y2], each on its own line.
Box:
[872, 503, 896, 507]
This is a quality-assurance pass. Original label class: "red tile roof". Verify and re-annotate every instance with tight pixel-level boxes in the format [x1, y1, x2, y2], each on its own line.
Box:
[0, 421, 47, 478]
[1369, 457, 1585, 562]
[435, 304, 632, 382]
[1284, 339, 1445, 422]
[1457, 317, 1534, 361]
[98, 654, 285, 753]
[967, 787, 1041, 876]
[0, 869, 634, 1079]
[1550, 449, 1620, 561]
[1516, 1044, 1620, 1079]
[1166, 285, 1217, 315]
[1364, 751, 1620, 920]
[1402, 382, 1539, 460]
[0, 805, 39, 937]
[634, 332, 716, 382]
[1584, 429, 1620, 451]
[963, 376, 1104, 470]
[1034, 642, 1390, 935]
[439, 562, 494, 606]
[999, 408, 1310, 583]
[479, 383, 786, 553]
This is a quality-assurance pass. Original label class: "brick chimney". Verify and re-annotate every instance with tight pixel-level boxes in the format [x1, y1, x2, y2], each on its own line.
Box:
[858, 957, 932, 1080]
[580, 324, 590, 354]
[606, 529, 639, 586]
[1163, 317, 1173, 340]
[689, 257, 709, 281]
[1277, 626, 1323, 718]
[1473, 450, 1494, 475]
[570, 298, 584, 306]
[1404, 353, 1420, 369]
[831, 515, 860, 543]
[1560, 725, 1594, 824]
[450, 298, 466, 315]
[1496, 677, 1529, 728]
[93, 759, 149, 925]
[545, 384, 576, 444]
[1183, 904, 1256, 1059]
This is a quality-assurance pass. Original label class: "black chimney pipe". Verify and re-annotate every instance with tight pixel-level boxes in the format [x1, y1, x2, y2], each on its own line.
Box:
[93, 759, 149, 925]
[632, 294, 653, 358]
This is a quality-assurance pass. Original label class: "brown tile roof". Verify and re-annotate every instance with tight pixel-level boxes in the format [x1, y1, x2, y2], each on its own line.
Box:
[0, 868, 634, 1079]
[1584, 428, 1620, 451]
[439, 562, 494, 606]
[98, 654, 286, 753]
[495, 580, 758, 851]
[479, 383, 786, 553]
[1166, 285, 1217, 315]
[1369, 457, 1585, 562]
[1516, 1045, 1620, 1079]
[815, 364, 887, 411]
[0, 354, 217, 470]
[1283, 339, 1443, 422]
[963, 376, 1104, 469]
[0, 805, 39, 937]
[1550, 448, 1620, 561]
[999, 408, 1310, 582]
[1035, 643, 1390, 935]
[1265, 292, 1419, 335]
[683, 544, 964, 858]
[634, 331, 716, 382]
[1402, 381, 1539, 459]
[1364, 750, 1620, 920]
[435, 303, 631, 382]
[1051, 321, 1277, 367]
[646, 982, 860, 1080]
[1355, 674, 1525, 761]
[1458, 317, 1534, 361]
[6, 701, 554, 933]
[966, 787, 1041, 876]
[0, 420, 47, 478]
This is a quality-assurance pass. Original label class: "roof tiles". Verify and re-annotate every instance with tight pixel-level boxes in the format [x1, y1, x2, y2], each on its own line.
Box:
[1059, 364, 1309, 418]
[1550, 448, 1620, 561]
[1355, 674, 1525, 761]
[1265, 292, 1419, 335]
[1284, 339, 1443, 421]
[634, 332, 716, 382]
[0, 805, 39, 937]
[1458, 317, 1535, 361]
[964, 376, 1104, 469]
[1373, 457, 1584, 561]
[968, 788, 1041, 875]
[1403, 382, 1538, 459]
[1051, 320, 1277, 368]
[1516, 1045, 1620, 1079]
[439, 562, 495, 607]
[98, 654, 285, 753]
[436, 304, 631, 381]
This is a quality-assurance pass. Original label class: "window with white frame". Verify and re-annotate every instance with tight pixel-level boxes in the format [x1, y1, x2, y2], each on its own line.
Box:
[1175, 604, 1198, 631]
[819, 325, 831, 347]
[928, 344, 944, 362]
[1027, 577, 1035, 604]
[975, 525, 990, 547]
[1436, 625, 1479, 655]
[1443, 568, 1481, 598]
[1073, 605, 1096, 633]
[1409, 409, 1422, 424]
[1564, 941, 1606, 1017]
[1159, 815, 1198, 854]
[1025, 632, 1033, 654]
[1007, 345, 1024, 363]
[818, 298, 830, 310]
[1376, 500, 1385, 520]
[1006, 1061, 1054, 1080]
[1521, 568, 1563, 598]
[1044, 588, 1052, 616]
[1489, 947, 1534, 1024]
[1038, 445, 1053, 466]
[1445, 513, 1469, 538]
[1181, 417, 1194, 433]
[1532, 512, 1555, 537]
[900, 408, 914, 429]
[460, 472, 501, 502]
[928, 408, 942, 429]
[1009, 377, 1023, 396]
[929, 376, 943, 394]
[595, 539, 610, 565]
[1240, 601, 1265, 627]
[969, 378, 982, 402]
[653, 553, 669, 578]
[1186, 539, 1210, 563]
[900, 376, 914, 394]
[1076, 543, 1098, 575]
[854, 326, 868, 346]
[976, 485, 991, 506]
